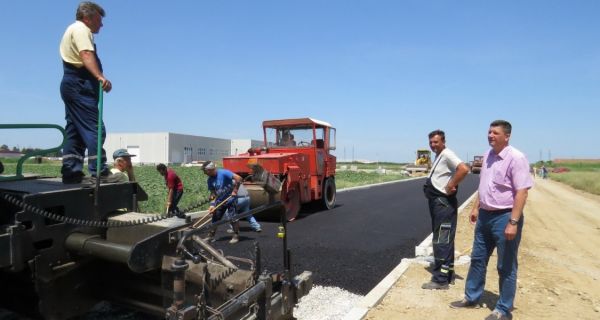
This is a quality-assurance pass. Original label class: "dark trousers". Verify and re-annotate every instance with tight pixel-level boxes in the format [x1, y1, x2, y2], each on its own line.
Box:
[168, 189, 183, 215]
[427, 195, 458, 284]
[60, 66, 107, 177]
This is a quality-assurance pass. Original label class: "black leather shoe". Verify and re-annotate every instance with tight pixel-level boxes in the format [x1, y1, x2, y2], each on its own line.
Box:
[484, 310, 511, 320]
[449, 298, 480, 309]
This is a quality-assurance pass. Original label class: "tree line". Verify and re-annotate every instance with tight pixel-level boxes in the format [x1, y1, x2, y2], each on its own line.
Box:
[0, 144, 62, 157]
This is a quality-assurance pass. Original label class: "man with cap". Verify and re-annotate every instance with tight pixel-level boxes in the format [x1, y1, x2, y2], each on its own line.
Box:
[110, 148, 136, 183]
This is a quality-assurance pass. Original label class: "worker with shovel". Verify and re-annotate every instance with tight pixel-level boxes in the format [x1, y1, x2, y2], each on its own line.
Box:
[157, 164, 185, 219]
[200, 161, 245, 244]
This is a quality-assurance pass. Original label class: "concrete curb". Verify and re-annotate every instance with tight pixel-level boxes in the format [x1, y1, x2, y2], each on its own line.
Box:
[343, 191, 478, 320]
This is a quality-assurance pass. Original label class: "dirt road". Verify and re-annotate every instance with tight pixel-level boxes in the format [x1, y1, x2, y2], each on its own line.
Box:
[365, 178, 600, 319]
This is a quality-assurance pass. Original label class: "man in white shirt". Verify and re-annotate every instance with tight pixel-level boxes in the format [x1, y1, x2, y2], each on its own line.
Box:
[59, 1, 113, 184]
[422, 130, 469, 290]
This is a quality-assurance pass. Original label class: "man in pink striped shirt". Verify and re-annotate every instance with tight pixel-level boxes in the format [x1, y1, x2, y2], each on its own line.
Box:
[450, 120, 533, 320]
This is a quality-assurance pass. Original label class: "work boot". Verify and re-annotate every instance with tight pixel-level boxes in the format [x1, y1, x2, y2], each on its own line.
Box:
[449, 298, 480, 309]
[226, 228, 235, 234]
[229, 233, 239, 244]
[254, 228, 262, 233]
[204, 230, 216, 243]
[62, 172, 84, 184]
[421, 281, 449, 290]
[484, 310, 511, 320]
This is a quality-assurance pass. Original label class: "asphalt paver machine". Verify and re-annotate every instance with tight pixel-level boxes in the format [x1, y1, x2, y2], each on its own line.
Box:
[0, 124, 312, 320]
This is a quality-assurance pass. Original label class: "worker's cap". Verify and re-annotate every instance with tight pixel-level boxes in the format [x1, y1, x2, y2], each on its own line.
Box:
[200, 161, 216, 171]
[112, 148, 136, 159]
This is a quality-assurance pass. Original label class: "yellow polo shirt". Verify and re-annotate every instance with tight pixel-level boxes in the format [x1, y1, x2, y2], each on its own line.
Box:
[59, 21, 95, 67]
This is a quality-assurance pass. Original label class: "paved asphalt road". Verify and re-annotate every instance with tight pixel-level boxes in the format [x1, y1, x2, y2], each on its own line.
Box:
[212, 174, 479, 295]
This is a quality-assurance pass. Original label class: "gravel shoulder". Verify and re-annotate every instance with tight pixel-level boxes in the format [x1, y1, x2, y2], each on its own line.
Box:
[365, 177, 600, 319]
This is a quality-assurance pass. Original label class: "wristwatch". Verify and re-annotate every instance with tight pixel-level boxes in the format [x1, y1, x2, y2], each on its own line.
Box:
[509, 218, 519, 225]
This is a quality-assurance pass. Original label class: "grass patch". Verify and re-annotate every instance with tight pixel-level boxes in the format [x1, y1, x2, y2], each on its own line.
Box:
[547, 161, 600, 195]
[337, 161, 407, 170]
[1, 160, 62, 176]
[134, 166, 210, 214]
[335, 170, 408, 189]
[549, 171, 600, 196]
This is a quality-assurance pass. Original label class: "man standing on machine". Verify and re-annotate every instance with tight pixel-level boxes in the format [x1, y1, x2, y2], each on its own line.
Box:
[59, 1, 112, 184]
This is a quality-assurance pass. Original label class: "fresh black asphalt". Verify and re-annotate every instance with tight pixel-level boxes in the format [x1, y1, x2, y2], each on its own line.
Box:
[212, 174, 479, 295]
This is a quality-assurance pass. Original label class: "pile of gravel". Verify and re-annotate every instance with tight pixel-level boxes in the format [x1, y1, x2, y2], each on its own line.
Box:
[294, 285, 363, 320]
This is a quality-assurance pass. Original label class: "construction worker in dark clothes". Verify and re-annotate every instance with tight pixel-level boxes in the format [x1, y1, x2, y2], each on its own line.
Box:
[59, 2, 112, 184]
[422, 129, 469, 290]
[156, 164, 185, 218]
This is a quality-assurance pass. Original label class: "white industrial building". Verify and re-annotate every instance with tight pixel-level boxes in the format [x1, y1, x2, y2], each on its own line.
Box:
[105, 132, 262, 164]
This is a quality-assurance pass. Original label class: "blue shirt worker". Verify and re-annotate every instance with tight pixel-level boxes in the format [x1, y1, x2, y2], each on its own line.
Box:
[59, 1, 113, 184]
[201, 161, 243, 244]
[450, 120, 534, 320]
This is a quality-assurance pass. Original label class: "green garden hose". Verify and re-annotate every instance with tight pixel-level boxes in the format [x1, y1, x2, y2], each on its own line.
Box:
[94, 82, 103, 206]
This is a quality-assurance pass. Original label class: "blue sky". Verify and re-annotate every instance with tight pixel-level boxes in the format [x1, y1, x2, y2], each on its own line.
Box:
[1, 1, 598, 162]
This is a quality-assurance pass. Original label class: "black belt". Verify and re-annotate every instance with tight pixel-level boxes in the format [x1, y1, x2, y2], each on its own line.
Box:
[481, 208, 512, 214]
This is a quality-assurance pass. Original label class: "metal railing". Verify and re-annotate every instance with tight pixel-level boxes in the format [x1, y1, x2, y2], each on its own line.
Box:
[0, 124, 66, 181]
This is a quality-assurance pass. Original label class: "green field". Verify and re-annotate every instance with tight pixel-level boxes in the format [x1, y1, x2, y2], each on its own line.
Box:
[1, 160, 210, 213]
[335, 170, 408, 189]
[547, 161, 600, 196]
[337, 161, 408, 170]
[2, 159, 408, 213]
